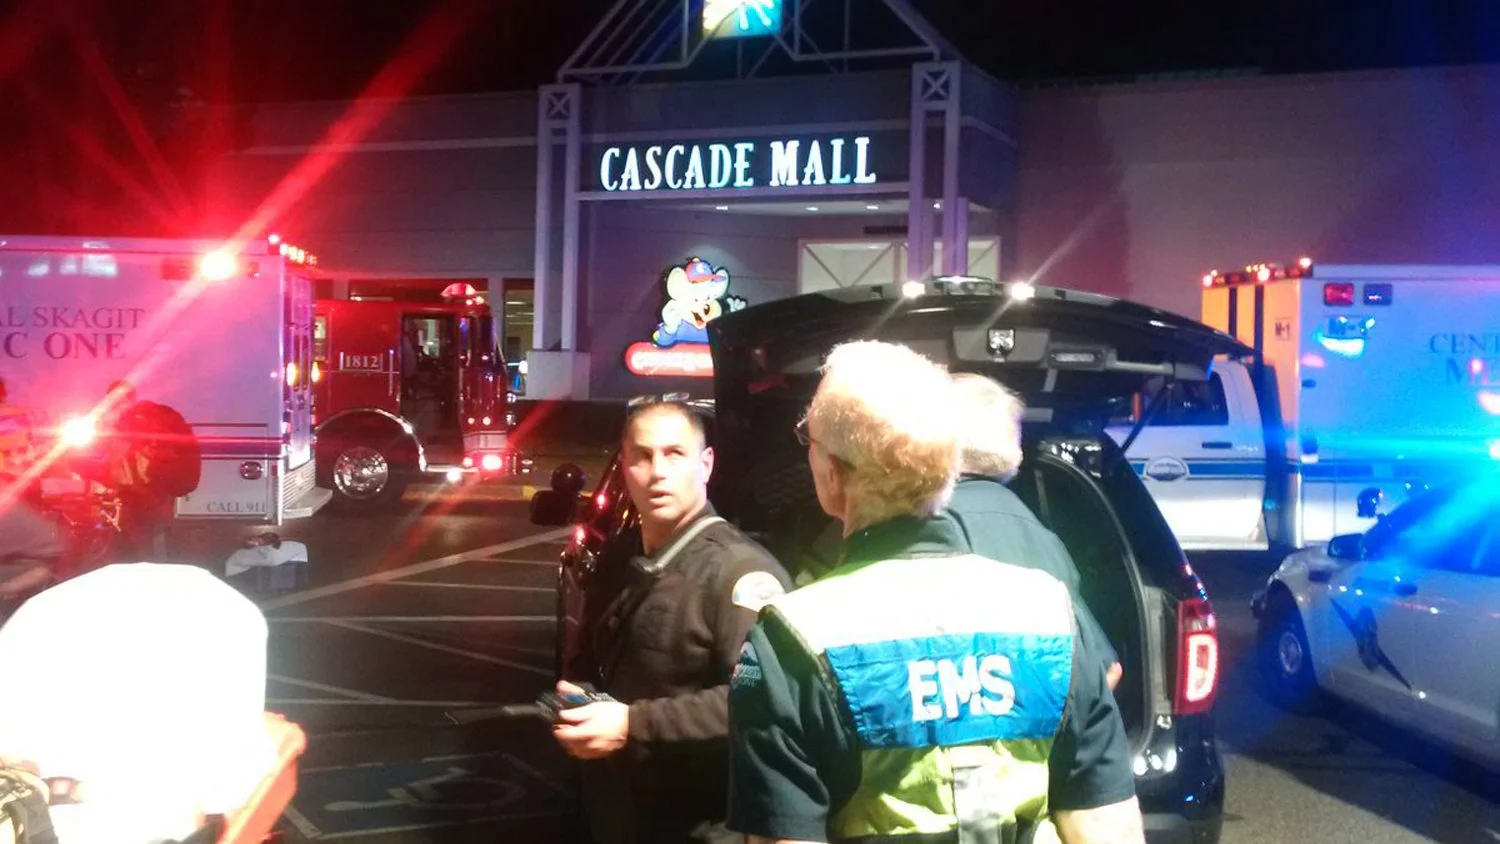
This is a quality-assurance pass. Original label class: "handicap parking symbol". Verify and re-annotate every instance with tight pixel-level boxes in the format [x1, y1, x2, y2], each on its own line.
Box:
[286, 752, 572, 838]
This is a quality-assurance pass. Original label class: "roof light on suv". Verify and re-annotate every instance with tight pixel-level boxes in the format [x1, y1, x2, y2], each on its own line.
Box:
[1009, 281, 1036, 301]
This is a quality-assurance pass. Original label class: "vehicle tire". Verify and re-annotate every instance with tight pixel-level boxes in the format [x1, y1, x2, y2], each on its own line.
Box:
[319, 439, 410, 513]
[1258, 593, 1323, 713]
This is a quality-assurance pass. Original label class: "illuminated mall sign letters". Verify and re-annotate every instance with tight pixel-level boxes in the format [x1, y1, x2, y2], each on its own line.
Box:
[598, 136, 878, 193]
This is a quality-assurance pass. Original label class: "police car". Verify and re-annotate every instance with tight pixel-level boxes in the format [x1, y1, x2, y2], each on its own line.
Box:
[534, 280, 1253, 844]
[1253, 470, 1500, 768]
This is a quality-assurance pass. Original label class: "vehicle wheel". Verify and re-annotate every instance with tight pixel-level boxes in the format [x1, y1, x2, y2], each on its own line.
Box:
[1258, 594, 1323, 713]
[320, 441, 409, 513]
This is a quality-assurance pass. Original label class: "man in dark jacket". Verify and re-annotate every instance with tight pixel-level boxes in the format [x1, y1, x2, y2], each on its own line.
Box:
[945, 373, 1124, 689]
[553, 399, 793, 844]
[97, 382, 200, 561]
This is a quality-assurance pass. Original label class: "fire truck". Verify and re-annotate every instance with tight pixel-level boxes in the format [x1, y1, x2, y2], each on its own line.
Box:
[311, 282, 518, 511]
[0, 233, 330, 523]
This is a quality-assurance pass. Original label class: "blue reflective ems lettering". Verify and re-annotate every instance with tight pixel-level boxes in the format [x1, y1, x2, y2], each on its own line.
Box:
[824, 632, 1072, 749]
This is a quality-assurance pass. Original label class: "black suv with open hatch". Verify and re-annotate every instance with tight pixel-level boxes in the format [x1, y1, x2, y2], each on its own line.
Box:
[534, 280, 1240, 843]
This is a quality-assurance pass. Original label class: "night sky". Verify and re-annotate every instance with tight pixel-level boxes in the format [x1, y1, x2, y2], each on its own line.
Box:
[0, 0, 1497, 232]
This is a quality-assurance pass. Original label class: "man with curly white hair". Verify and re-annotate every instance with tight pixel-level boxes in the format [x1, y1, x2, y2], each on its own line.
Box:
[728, 340, 1142, 844]
[947, 373, 1124, 691]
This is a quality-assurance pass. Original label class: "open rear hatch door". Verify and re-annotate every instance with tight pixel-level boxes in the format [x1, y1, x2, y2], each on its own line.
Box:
[708, 282, 1253, 435]
[704, 283, 1252, 524]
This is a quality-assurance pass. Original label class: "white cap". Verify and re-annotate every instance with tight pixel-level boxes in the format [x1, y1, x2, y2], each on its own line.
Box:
[0, 563, 272, 843]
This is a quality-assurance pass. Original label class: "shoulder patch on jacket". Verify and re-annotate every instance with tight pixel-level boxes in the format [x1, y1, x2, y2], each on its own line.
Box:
[731, 570, 786, 612]
[731, 640, 763, 690]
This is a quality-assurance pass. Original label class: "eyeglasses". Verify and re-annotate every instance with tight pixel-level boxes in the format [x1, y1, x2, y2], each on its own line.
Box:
[795, 416, 852, 467]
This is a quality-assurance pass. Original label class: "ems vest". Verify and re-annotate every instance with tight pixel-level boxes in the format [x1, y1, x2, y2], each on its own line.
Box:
[765, 553, 1077, 844]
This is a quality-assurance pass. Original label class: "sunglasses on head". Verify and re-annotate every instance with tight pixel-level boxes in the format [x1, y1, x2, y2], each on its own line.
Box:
[627, 392, 692, 409]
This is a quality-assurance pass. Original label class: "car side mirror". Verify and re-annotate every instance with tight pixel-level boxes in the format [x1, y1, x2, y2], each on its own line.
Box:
[530, 490, 579, 526]
[1327, 533, 1365, 562]
[1356, 486, 1384, 519]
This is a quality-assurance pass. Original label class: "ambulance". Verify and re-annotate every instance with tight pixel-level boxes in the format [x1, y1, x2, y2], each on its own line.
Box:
[0, 234, 330, 524]
[1110, 259, 1500, 552]
[311, 282, 517, 511]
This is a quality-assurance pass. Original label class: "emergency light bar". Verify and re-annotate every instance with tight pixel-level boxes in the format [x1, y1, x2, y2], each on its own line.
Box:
[441, 282, 485, 304]
[1201, 257, 1315, 288]
[893, 276, 1033, 300]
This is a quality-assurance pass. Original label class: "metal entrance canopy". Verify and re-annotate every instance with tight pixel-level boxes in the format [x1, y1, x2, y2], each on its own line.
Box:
[528, 0, 1016, 399]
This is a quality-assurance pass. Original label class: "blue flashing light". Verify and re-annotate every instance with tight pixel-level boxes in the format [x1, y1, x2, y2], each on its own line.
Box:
[1315, 331, 1366, 359]
[1482, 391, 1500, 417]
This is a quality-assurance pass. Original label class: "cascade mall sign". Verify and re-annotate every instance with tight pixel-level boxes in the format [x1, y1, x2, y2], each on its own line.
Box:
[597, 135, 879, 193]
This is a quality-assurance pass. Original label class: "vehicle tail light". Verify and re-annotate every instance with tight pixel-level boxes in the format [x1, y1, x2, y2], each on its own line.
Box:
[1322, 282, 1355, 307]
[462, 456, 474, 469]
[480, 453, 503, 472]
[1175, 595, 1218, 715]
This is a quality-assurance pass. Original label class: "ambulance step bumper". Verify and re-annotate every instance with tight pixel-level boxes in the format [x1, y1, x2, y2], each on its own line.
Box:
[284, 486, 333, 519]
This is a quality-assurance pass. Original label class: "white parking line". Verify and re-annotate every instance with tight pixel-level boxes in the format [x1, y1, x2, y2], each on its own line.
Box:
[268, 699, 502, 707]
[382, 582, 554, 593]
[267, 674, 394, 703]
[271, 615, 555, 624]
[259, 528, 570, 611]
[326, 619, 553, 677]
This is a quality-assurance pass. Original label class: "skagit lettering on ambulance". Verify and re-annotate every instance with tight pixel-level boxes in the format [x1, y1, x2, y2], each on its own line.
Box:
[598, 136, 878, 193]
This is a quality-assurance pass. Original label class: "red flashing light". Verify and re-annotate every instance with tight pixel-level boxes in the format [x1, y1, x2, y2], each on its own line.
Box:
[441, 282, 480, 300]
[1256, 267, 1272, 283]
[268, 233, 282, 246]
[1322, 282, 1355, 307]
[480, 453, 503, 472]
[199, 251, 238, 282]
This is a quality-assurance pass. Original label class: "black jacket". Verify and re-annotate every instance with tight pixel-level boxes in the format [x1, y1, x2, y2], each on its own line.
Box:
[574, 505, 793, 844]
